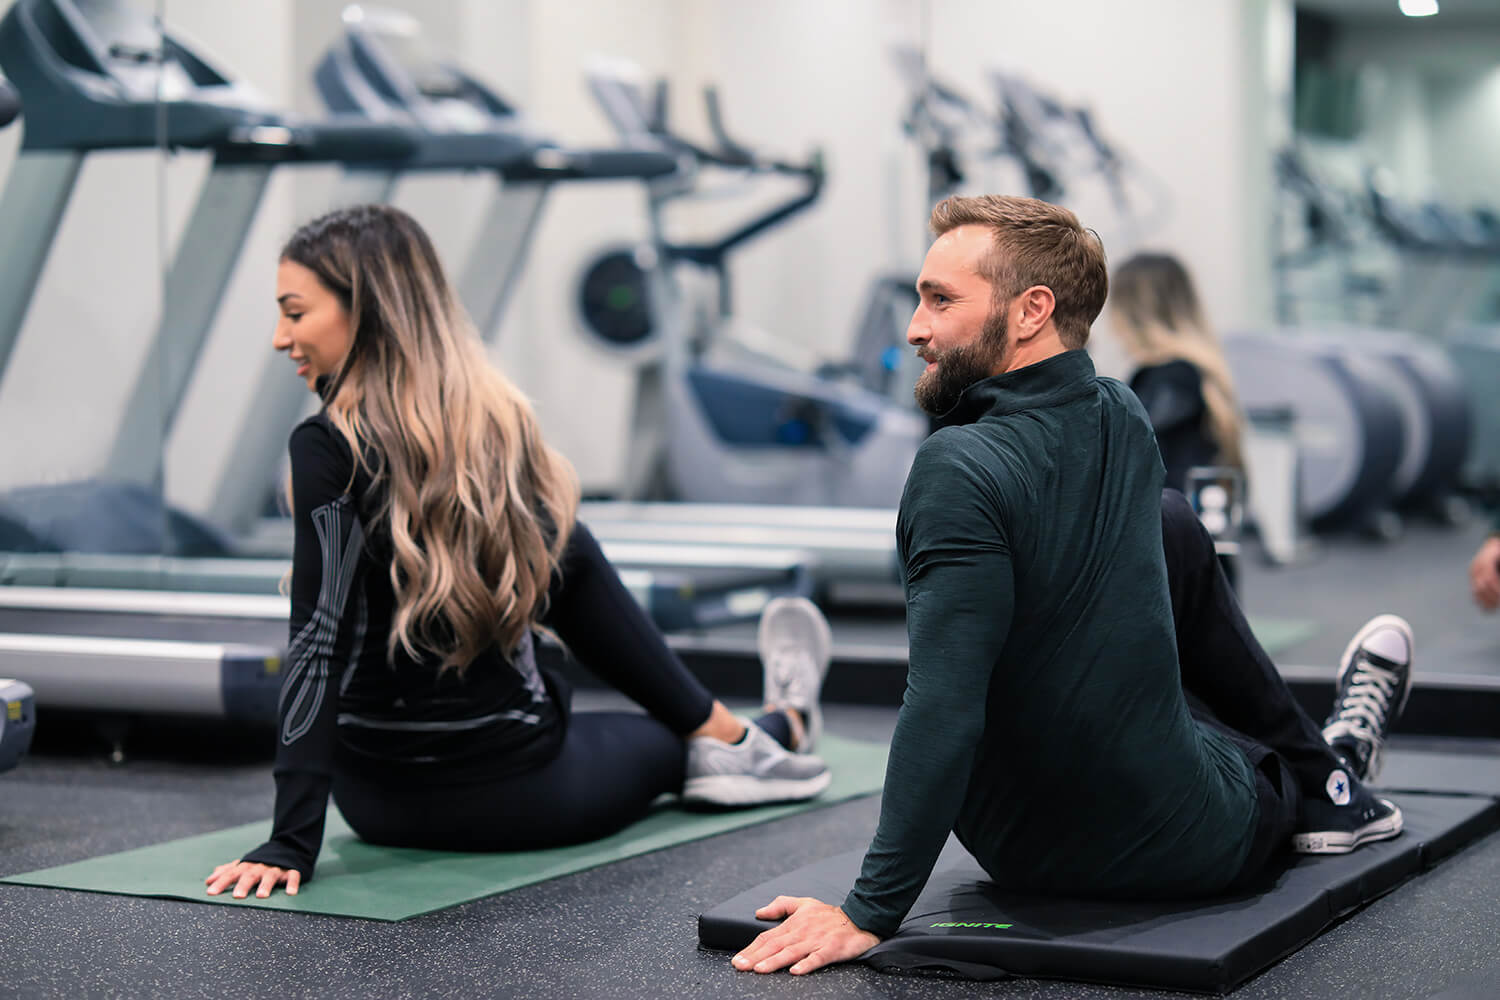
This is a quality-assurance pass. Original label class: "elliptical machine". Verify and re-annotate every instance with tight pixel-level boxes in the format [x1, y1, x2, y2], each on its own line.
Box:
[580, 65, 928, 507]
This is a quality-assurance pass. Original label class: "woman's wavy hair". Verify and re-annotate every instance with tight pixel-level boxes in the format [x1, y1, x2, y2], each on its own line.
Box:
[281, 204, 579, 672]
[1109, 252, 1246, 473]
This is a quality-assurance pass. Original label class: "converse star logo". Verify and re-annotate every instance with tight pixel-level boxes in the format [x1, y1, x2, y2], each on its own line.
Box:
[1326, 769, 1351, 806]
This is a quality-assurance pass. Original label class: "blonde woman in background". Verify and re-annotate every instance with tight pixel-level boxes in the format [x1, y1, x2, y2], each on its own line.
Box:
[205, 205, 830, 901]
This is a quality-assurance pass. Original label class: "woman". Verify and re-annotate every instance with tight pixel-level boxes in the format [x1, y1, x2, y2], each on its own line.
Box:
[1109, 252, 1247, 495]
[206, 205, 830, 901]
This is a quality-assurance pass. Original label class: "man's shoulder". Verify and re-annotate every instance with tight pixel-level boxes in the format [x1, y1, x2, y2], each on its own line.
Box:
[912, 423, 1002, 472]
[904, 424, 1018, 512]
[1095, 374, 1155, 424]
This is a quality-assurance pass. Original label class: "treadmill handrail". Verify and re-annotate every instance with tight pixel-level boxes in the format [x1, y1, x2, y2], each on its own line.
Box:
[0, 631, 270, 660]
[0, 586, 289, 619]
[216, 115, 421, 165]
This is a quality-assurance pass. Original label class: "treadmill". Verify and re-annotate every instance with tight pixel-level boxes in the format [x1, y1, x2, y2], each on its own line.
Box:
[0, 0, 421, 721]
[0, 0, 420, 556]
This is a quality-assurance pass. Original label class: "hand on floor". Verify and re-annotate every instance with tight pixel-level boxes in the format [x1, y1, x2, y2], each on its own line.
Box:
[731, 896, 879, 975]
[205, 859, 301, 899]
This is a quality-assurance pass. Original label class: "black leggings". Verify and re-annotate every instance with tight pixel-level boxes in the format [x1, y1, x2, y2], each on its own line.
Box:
[334, 522, 791, 852]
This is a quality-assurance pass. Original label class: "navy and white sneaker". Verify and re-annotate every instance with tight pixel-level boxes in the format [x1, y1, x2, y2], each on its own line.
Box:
[1322, 614, 1414, 782]
[757, 596, 832, 753]
[1293, 769, 1403, 854]
[682, 722, 831, 806]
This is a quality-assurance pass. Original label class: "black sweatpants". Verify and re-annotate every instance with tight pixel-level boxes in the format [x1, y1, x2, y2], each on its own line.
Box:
[1160, 488, 1343, 885]
[333, 522, 790, 851]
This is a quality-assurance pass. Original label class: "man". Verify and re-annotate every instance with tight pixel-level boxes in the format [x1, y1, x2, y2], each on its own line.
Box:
[732, 195, 1414, 976]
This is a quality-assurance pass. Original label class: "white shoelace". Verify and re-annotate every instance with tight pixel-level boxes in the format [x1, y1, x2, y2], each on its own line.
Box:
[1329, 658, 1403, 740]
[768, 649, 814, 707]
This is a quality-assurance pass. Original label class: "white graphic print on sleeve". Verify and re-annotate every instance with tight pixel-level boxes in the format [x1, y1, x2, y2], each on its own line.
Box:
[281, 496, 366, 746]
[512, 631, 548, 704]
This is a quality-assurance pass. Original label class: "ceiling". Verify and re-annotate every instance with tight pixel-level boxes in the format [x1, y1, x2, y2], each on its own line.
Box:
[1298, 0, 1500, 24]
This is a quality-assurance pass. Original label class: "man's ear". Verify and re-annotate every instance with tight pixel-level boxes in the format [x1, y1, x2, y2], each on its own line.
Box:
[1011, 285, 1057, 342]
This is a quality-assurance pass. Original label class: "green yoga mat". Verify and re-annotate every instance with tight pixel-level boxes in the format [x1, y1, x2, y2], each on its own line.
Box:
[1248, 616, 1320, 656]
[0, 734, 887, 922]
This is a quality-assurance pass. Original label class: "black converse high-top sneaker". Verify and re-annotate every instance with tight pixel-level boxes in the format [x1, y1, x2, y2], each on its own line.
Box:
[1321, 614, 1414, 782]
[1293, 770, 1403, 854]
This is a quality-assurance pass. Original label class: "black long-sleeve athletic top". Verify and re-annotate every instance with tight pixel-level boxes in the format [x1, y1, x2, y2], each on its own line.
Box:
[840, 350, 1256, 937]
[240, 414, 564, 879]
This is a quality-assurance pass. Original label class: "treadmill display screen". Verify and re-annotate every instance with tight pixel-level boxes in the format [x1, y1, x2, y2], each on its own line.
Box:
[371, 28, 465, 100]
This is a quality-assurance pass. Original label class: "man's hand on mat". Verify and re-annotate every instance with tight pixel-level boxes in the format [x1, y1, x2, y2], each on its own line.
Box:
[1470, 536, 1500, 611]
[205, 859, 301, 899]
[731, 896, 879, 975]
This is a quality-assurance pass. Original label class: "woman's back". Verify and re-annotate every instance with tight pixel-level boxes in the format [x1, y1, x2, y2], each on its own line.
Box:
[1127, 359, 1216, 494]
[281, 413, 564, 785]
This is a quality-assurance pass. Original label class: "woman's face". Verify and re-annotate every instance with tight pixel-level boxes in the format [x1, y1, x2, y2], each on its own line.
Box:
[273, 260, 353, 391]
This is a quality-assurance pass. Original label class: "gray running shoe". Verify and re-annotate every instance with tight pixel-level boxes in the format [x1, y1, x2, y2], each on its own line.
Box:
[682, 720, 831, 806]
[757, 596, 832, 753]
[1322, 614, 1414, 782]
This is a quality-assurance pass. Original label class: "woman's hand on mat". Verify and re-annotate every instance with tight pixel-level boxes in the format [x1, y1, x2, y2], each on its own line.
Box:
[205, 859, 302, 899]
[731, 896, 879, 975]
[1470, 537, 1500, 611]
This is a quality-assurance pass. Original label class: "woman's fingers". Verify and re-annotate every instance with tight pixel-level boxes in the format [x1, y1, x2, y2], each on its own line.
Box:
[205, 860, 299, 900]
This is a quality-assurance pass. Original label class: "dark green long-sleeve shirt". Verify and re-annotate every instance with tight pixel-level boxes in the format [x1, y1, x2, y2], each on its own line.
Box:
[842, 349, 1258, 937]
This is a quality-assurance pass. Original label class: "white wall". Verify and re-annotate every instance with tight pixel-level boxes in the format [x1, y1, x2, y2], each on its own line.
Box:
[0, 0, 1284, 511]
[1330, 19, 1500, 202]
[930, 0, 1275, 337]
[1426, 66, 1500, 206]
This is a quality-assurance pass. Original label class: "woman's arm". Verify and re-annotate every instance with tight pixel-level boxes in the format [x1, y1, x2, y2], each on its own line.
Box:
[208, 420, 366, 896]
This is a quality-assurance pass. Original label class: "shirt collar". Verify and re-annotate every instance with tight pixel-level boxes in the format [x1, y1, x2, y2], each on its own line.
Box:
[933, 349, 1098, 428]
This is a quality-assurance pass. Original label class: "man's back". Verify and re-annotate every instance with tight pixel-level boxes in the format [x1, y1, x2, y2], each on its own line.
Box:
[899, 350, 1257, 895]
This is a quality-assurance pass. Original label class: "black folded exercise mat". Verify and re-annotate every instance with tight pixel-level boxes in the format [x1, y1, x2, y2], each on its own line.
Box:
[699, 792, 1498, 994]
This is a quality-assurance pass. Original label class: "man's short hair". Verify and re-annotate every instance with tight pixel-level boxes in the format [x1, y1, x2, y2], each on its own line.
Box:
[930, 195, 1108, 350]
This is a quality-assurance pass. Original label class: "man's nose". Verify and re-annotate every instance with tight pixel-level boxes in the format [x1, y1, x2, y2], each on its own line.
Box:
[906, 305, 930, 346]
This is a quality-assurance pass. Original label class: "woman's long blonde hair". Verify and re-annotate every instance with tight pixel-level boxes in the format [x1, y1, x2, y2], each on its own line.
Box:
[282, 204, 579, 672]
[1110, 253, 1245, 472]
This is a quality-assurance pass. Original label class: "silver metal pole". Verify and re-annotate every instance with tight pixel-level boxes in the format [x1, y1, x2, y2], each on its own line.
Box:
[104, 162, 275, 484]
[0, 152, 85, 380]
[457, 178, 549, 341]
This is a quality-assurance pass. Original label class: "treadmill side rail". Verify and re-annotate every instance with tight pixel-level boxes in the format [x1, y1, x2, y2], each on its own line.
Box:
[0, 634, 280, 719]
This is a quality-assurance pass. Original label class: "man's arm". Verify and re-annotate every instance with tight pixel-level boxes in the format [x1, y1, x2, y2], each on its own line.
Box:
[734, 436, 1015, 973]
[842, 443, 1015, 934]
